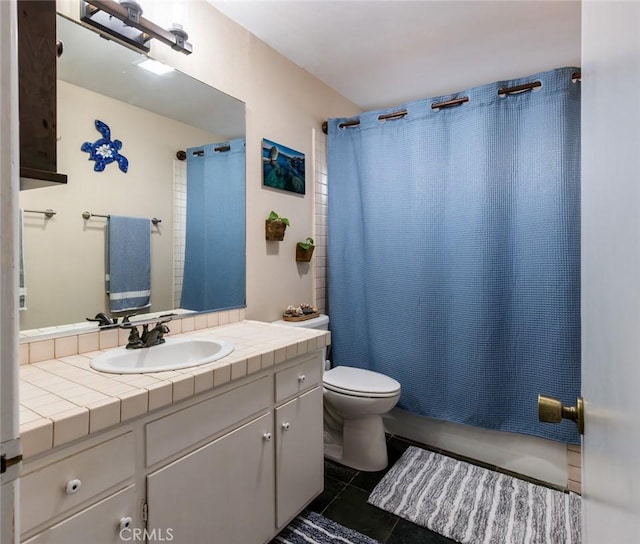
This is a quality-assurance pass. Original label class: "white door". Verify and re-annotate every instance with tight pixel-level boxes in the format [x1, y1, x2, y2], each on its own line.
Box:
[0, 1, 21, 543]
[581, 2, 640, 542]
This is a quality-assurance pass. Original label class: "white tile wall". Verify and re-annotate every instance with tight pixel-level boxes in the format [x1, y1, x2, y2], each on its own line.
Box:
[173, 159, 187, 308]
[567, 443, 582, 494]
[314, 131, 328, 314]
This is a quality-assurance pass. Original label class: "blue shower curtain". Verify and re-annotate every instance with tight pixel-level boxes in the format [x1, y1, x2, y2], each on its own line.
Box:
[181, 138, 245, 311]
[327, 67, 581, 443]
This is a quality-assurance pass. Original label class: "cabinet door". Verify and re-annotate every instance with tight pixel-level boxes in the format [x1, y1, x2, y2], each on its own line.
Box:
[275, 386, 324, 528]
[22, 485, 136, 544]
[147, 412, 274, 544]
[17, 0, 57, 173]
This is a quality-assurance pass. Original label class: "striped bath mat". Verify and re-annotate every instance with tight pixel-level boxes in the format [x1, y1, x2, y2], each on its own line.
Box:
[272, 511, 379, 544]
[368, 446, 581, 544]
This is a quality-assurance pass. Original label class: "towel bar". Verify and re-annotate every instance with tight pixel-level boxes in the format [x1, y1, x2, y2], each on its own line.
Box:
[82, 211, 161, 225]
[24, 208, 56, 218]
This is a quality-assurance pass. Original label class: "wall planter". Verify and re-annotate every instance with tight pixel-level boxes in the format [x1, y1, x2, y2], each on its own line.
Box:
[265, 211, 289, 241]
[296, 237, 315, 262]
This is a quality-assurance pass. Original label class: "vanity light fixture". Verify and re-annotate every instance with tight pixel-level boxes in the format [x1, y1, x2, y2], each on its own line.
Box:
[80, 0, 193, 55]
[136, 58, 175, 76]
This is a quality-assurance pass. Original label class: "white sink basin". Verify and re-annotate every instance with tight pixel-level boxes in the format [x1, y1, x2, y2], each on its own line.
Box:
[90, 337, 234, 374]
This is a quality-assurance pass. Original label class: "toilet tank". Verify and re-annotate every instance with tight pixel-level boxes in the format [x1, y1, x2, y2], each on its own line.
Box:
[271, 314, 329, 366]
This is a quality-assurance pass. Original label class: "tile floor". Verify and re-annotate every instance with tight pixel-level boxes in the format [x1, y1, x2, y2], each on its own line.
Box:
[301, 434, 567, 544]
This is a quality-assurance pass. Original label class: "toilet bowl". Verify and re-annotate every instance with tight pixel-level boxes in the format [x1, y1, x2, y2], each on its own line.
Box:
[271, 314, 401, 472]
[323, 366, 401, 471]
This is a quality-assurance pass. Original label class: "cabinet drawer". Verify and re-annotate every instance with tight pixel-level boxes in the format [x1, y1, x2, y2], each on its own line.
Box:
[275, 353, 322, 403]
[21, 433, 134, 535]
[23, 485, 136, 544]
[146, 375, 271, 466]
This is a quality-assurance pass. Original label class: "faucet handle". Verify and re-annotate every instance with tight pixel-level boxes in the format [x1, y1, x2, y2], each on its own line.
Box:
[125, 326, 143, 349]
[156, 314, 173, 325]
[86, 312, 115, 327]
[121, 313, 137, 327]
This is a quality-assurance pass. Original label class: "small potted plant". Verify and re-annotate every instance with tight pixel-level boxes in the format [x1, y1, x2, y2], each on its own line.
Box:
[265, 210, 290, 241]
[296, 237, 315, 262]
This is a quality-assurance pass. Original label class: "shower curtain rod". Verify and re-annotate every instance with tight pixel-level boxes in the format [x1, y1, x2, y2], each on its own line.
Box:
[176, 144, 232, 161]
[321, 71, 582, 134]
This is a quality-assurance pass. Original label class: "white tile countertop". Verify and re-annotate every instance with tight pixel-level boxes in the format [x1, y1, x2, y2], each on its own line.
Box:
[19, 320, 330, 459]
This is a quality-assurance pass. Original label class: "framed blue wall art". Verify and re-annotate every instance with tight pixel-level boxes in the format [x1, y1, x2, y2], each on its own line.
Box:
[262, 138, 305, 195]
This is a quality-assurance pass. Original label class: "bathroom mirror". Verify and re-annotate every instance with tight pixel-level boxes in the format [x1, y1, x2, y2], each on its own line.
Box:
[19, 15, 246, 333]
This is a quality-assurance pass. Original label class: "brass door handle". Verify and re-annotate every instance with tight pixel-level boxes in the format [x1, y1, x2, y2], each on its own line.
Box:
[538, 394, 584, 435]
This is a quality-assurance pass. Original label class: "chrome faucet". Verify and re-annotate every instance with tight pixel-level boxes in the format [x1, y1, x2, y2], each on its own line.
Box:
[123, 318, 171, 349]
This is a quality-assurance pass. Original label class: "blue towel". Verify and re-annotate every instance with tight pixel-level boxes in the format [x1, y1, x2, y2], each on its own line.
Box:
[106, 215, 151, 312]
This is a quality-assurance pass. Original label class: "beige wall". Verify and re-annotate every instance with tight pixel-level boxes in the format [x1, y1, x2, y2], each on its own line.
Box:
[57, 0, 360, 323]
[19, 81, 219, 330]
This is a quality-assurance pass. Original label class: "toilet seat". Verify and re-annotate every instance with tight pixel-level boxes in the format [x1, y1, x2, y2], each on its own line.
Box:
[324, 366, 401, 399]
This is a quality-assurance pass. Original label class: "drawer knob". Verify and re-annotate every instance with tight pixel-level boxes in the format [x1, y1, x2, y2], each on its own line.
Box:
[263, 432, 272, 441]
[65, 479, 82, 494]
[119, 517, 133, 531]
[298, 374, 306, 383]
[282, 421, 291, 431]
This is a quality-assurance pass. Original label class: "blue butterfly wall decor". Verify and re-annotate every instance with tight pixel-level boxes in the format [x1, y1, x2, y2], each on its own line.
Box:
[81, 120, 129, 173]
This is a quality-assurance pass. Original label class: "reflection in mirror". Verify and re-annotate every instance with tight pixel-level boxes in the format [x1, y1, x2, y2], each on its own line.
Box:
[19, 15, 246, 333]
[182, 140, 246, 311]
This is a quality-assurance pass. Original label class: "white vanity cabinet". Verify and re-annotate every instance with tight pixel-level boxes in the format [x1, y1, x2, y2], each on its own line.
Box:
[147, 412, 275, 544]
[20, 349, 326, 544]
[144, 374, 275, 544]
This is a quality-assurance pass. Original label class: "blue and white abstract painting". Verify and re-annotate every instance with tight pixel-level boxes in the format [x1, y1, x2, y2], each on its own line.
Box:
[262, 138, 305, 194]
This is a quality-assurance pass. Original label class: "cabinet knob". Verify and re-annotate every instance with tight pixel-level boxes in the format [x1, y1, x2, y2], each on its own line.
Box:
[119, 517, 133, 532]
[263, 432, 272, 441]
[282, 422, 291, 431]
[298, 374, 306, 383]
[65, 479, 82, 494]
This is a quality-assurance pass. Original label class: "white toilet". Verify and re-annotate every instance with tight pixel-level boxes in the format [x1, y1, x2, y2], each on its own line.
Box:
[271, 314, 401, 472]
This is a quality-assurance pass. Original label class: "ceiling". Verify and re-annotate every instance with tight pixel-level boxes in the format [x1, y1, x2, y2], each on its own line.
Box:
[209, 0, 581, 111]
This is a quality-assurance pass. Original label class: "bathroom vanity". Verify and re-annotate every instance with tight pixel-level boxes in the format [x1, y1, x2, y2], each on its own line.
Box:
[18, 319, 327, 543]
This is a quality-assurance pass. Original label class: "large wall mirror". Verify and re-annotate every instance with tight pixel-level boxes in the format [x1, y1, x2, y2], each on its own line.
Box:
[19, 15, 246, 333]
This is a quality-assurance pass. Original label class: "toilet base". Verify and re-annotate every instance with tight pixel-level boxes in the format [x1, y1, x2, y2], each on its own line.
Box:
[323, 414, 388, 472]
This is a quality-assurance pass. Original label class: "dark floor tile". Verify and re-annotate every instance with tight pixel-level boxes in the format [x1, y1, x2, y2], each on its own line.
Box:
[350, 466, 388, 494]
[351, 437, 413, 493]
[387, 436, 414, 458]
[389, 434, 433, 450]
[324, 458, 359, 483]
[322, 485, 398, 542]
[307, 476, 346, 514]
[386, 518, 459, 544]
